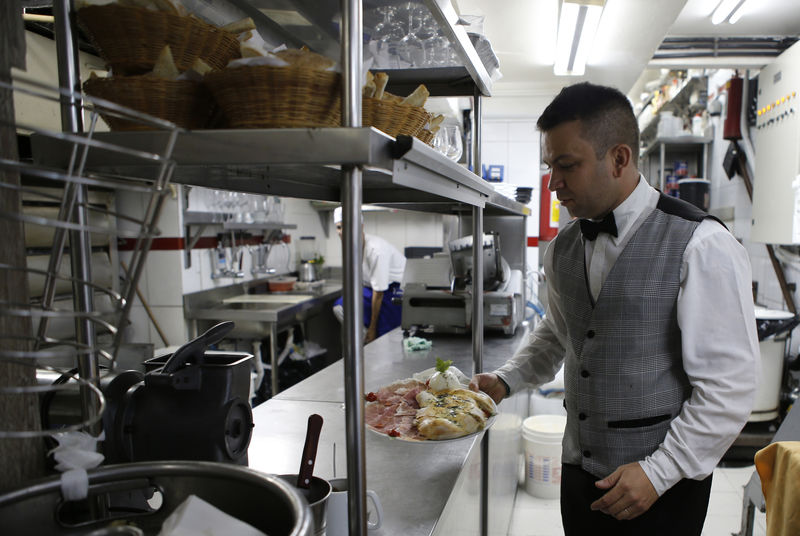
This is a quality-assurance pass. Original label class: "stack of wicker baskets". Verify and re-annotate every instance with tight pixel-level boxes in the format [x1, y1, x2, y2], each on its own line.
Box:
[362, 97, 430, 138]
[204, 65, 341, 129]
[77, 4, 438, 137]
[78, 3, 240, 130]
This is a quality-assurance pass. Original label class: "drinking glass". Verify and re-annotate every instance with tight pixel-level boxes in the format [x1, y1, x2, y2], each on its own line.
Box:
[397, 2, 426, 67]
[371, 6, 404, 67]
[444, 125, 463, 161]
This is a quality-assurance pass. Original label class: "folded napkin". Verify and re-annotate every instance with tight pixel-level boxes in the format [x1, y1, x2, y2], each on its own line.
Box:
[404, 336, 432, 352]
[755, 441, 800, 536]
[158, 495, 266, 536]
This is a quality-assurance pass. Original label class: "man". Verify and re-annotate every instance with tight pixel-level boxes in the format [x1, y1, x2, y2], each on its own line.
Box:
[470, 82, 759, 535]
[332, 207, 406, 343]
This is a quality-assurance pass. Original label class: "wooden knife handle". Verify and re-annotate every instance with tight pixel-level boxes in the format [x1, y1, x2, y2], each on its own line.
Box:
[297, 413, 323, 489]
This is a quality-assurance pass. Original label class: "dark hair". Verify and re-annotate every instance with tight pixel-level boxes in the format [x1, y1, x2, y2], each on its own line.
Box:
[537, 82, 640, 163]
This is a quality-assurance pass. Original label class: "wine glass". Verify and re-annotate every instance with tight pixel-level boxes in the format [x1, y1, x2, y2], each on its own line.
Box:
[444, 125, 463, 161]
[371, 6, 404, 67]
[396, 2, 426, 67]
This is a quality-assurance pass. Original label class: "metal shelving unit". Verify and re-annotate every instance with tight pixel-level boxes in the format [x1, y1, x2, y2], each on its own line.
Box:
[30, 1, 526, 534]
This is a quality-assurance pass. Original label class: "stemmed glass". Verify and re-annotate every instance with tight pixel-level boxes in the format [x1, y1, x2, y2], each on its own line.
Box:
[444, 125, 463, 161]
[371, 6, 404, 67]
[396, 2, 426, 67]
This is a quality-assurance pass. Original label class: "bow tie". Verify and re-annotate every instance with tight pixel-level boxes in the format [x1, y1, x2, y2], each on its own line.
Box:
[580, 212, 618, 241]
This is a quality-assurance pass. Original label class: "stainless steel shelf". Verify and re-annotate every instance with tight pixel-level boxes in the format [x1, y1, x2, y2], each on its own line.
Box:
[223, 0, 493, 96]
[184, 211, 298, 230]
[31, 128, 526, 214]
[641, 132, 713, 158]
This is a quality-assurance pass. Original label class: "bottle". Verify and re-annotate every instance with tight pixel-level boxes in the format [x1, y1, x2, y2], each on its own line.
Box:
[216, 241, 228, 275]
[692, 113, 704, 136]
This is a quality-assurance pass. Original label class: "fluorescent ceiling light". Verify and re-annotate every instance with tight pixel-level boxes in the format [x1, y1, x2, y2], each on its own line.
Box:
[711, 0, 748, 25]
[554, 0, 605, 76]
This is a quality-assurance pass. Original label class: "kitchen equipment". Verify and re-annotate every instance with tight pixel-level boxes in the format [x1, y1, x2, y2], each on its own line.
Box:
[269, 276, 298, 292]
[750, 307, 800, 422]
[401, 232, 524, 335]
[327, 477, 383, 535]
[102, 322, 254, 465]
[298, 236, 318, 263]
[278, 413, 330, 536]
[278, 476, 331, 536]
[678, 178, 711, 211]
[297, 414, 323, 489]
[522, 415, 567, 499]
[0, 461, 313, 536]
[299, 262, 318, 282]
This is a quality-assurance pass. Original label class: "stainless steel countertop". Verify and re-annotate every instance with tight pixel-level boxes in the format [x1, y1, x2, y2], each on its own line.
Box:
[274, 327, 530, 403]
[183, 279, 342, 335]
[248, 325, 531, 536]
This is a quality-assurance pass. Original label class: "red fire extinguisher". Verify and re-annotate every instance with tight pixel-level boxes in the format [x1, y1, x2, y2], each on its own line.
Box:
[723, 75, 743, 140]
[539, 173, 559, 242]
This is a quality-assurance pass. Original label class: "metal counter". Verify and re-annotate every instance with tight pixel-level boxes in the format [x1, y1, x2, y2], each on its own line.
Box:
[184, 278, 343, 396]
[248, 325, 531, 536]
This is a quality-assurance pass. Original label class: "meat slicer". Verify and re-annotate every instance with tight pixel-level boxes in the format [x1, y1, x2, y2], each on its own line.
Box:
[401, 232, 523, 335]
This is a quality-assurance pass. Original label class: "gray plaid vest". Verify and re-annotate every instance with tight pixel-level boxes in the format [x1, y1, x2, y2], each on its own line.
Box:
[553, 194, 717, 478]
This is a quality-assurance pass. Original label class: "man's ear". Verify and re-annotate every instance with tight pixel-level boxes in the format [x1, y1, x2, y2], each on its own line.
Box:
[610, 144, 632, 177]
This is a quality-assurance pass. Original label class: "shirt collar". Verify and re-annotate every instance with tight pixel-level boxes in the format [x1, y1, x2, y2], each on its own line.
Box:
[609, 175, 659, 242]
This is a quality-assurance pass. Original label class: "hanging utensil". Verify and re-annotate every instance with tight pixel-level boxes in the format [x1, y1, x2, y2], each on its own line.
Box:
[297, 414, 323, 489]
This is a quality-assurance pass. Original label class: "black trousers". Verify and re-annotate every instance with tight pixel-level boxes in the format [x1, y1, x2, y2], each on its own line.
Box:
[560, 463, 713, 536]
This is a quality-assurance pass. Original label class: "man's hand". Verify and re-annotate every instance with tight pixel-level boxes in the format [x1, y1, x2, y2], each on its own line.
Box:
[468, 373, 507, 404]
[590, 462, 659, 520]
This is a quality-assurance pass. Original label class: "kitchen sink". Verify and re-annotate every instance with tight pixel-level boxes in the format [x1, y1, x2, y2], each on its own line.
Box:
[222, 294, 314, 305]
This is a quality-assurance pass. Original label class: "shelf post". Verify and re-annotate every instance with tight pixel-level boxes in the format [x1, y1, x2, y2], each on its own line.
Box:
[472, 87, 490, 536]
[54, 0, 101, 435]
[340, 0, 367, 534]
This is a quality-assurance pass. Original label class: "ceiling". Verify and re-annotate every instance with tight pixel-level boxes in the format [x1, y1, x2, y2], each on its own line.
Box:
[453, 0, 800, 104]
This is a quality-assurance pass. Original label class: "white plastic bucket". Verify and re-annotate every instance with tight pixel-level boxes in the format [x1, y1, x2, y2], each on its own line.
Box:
[522, 414, 567, 499]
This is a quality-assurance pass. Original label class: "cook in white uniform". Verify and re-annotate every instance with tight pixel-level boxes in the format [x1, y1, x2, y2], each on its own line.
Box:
[332, 207, 406, 343]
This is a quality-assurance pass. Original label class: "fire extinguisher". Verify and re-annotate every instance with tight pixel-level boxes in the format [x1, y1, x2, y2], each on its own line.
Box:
[539, 173, 559, 242]
[723, 75, 743, 140]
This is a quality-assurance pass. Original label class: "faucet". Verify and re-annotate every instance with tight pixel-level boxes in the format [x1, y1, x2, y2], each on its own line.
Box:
[250, 243, 276, 275]
[210, 235, 245, 279]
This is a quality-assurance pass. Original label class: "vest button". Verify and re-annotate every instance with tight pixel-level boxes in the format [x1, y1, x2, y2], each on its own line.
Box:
[583, 450, 592, 458]
[581, 369, 590, 378]
[586, 330, 595, 338]
[579, 412, 587, 420]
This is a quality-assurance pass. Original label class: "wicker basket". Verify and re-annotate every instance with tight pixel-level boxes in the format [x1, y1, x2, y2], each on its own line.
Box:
[78, 4, 241, 76]
[83, 75, 216, 131]
[205, 65, 342, 128]
[416, 129, 435, 146]
[363, 97, 429, 138]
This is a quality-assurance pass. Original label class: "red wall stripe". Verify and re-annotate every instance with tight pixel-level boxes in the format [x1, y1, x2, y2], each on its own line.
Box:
[118, 235, 265, 251]
[528, 237, 539, 247]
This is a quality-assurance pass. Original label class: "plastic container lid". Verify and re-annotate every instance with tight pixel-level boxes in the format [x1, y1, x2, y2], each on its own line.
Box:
[522, 415, 567, 438]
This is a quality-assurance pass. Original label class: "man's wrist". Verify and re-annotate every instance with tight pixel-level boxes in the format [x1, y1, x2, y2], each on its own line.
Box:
[497, 375, 511, 398]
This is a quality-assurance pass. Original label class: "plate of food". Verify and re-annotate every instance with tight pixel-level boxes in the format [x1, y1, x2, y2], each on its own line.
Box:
[365, 359, 497, 442]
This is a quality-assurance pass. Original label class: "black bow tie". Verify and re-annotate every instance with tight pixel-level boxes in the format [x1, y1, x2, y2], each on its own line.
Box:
[580, 212, 618, 241]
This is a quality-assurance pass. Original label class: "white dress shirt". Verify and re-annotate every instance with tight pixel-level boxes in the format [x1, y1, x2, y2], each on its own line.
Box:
[363, 233, 406, 292]
[496, 177, 760, 495]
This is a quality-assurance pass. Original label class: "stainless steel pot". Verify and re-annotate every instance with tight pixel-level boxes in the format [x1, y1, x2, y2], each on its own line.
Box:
[298, 262, 317, 282]
[278, 475, 331, 536]
[0, 461, 313, 536]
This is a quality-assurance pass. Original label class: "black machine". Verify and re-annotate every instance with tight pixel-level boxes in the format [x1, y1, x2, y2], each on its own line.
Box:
[102, 322, 254, 465]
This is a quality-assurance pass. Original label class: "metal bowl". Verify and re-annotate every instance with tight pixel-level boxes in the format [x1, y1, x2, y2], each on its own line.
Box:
[0, 461, 313, 536]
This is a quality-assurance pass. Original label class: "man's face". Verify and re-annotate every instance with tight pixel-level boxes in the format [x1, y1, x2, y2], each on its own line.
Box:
[542, 120, 617, 220]
[336, 222, 343, 239]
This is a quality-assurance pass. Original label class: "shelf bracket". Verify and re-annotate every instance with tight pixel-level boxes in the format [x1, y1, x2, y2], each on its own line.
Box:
[184, 223, 208, 268]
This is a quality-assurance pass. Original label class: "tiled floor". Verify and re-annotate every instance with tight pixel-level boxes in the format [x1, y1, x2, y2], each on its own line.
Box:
[507, 465, 767, 536]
